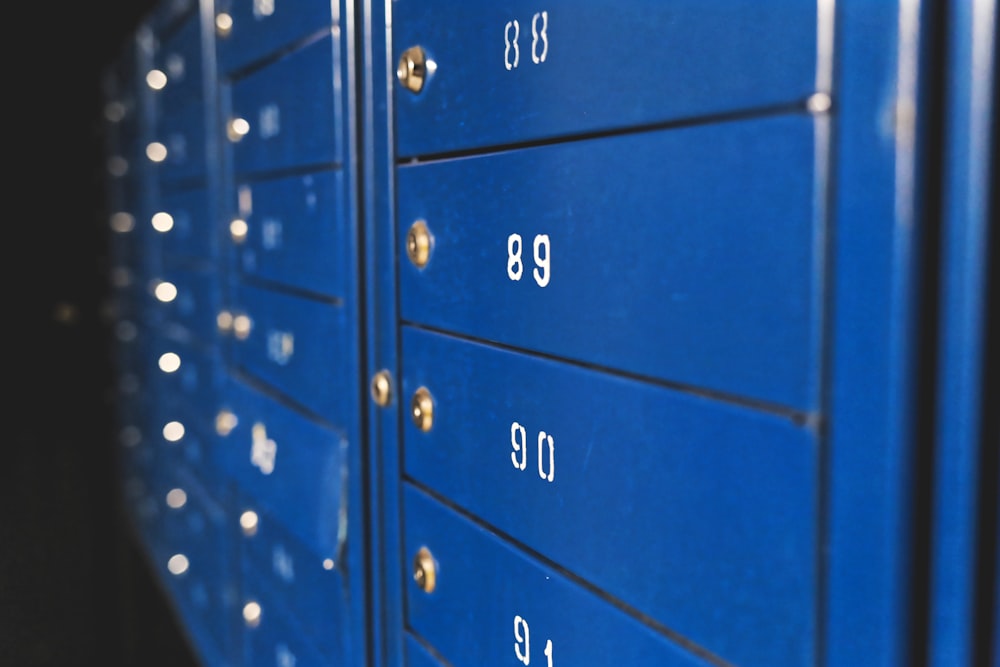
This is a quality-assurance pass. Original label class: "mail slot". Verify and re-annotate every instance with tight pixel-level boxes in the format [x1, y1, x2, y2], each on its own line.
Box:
[401, 326, 816, 667]
[230, 34, 341, 177]
[218, 378, 345, 557]
[393, 0, 816, 156]
[215, 0, 337, 75]
[230, 283, 353, 424]
[404, 486, 718, 667]
[233, 170, 348, 298]
[398, 113, 820, 411]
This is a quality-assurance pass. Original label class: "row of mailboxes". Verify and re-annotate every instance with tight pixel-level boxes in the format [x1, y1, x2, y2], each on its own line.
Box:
[104, 1, 998, 666]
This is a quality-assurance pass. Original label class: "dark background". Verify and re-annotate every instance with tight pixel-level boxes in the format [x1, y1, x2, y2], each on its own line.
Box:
[4, 2, 198, 664]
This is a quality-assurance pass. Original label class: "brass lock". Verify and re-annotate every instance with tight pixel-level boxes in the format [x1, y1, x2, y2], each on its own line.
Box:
[397, 46, 428, 94]
[227, 117, 250, 142]
[370, 370, 393, 407]
[413, 547, 437, 593]
[406, 220, 432, 268]
[229, 218, 248, 243]
[410, 387, 434, 432]
[215, 13, 233, 37]
[242, 600, 262, 628]
[232, 313, 252, 341]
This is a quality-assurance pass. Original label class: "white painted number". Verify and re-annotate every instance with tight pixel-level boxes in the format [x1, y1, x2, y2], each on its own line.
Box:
[507, 233, 524, 281]
[272, 544, 295, 583]
[511, 422, 528, 470]
[266, 330, 294, 366]
[505, 11, 548, 70]
[260, 103, 280, 139]
[262, 218, 282, 250]
[251, 422, 277, 475]
[537, 431, 554, 482]
[511, 421, 555, 483]
[507, 233, 551, 287]
[513, 615, 554, 666]
[532, 234, 550, 287]
[275, 643, 296, 667]
[531, 12, 548, 64]
[514, 615, 530, 665]
[504, 20, 520, 70]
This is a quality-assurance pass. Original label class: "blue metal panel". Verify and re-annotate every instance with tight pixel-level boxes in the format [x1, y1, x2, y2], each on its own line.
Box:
[402, 326, 816, 667]
[150, 397, 212, 472]
[230, 34, 341, 177]
[234, 170, 348, 298]
[155, 469, 234, 655]
[155, 104, 209, 185]
[360, 1, 406, 665]
[159, 267, 220, 343]
[393, 0, 816, 157]
[215, 0, 337, 75]
[241, 504, 348, 660]
[231, 284, 351, 423]
[217, 377, 345, 557]
[399, 114, 820, 411]
[825, 1, 926, 664]
[403, 485, 719, 667]
[927, 1, 997, 664]
[404, 635, 443, 667]
[241, 584, 331, 667]
[155, 187, 216, 264]
[154, 14, 204, 115]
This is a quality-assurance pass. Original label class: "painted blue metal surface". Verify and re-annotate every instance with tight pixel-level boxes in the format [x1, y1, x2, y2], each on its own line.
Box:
[402, 326, 816, 667]
[155, 187, 215, 264]
[825, 1, 926, 665]
[147, 465, 236, 662]
[154, 13, 204, 116]
[217, 377, 345, 557]
[927, 1, 998, 664]
[215, 0, 337, 75]
[360, 2, 405, 666]
[404, 485, 719, 667]
[233, 170, 348, 298]
[230, 283, 352, 422]
[404, 635, 443, 667]
[155, 105, 209, 185]
[399, 113, 820, 411]
[393, 0, 817, 157]
[241, 504, 348, 659]
[241, 586, 331, 667]
[159, 266, 220, 343]
[106, 0, 1000, 665]
[230, 34, 342, 177]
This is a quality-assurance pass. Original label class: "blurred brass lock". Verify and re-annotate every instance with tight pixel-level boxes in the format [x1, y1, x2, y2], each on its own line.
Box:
[413, 547, 437, 593]
[370, 370, 393, 407]
[410, 387, 434, 432]
[397, 46, 428, 93]
[406, 220, 431, 268]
